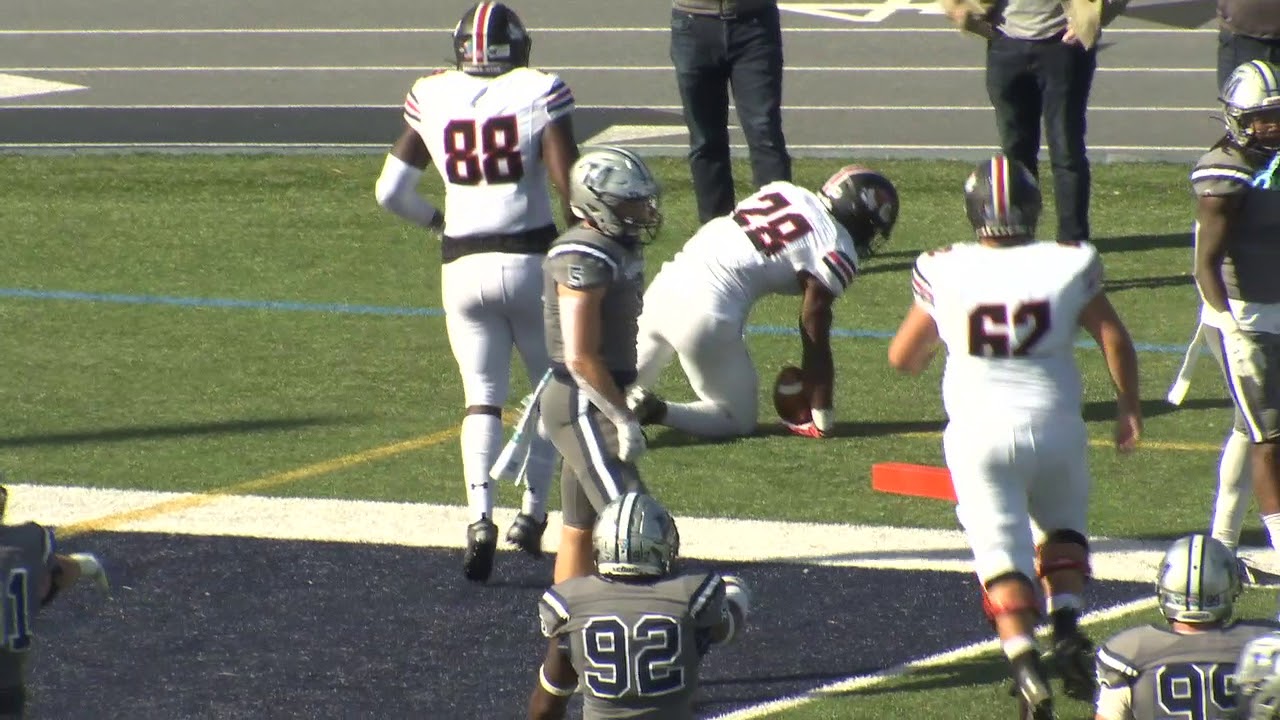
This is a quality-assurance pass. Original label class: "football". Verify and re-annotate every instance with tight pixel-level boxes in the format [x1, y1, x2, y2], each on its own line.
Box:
[772, 365, 812, 425]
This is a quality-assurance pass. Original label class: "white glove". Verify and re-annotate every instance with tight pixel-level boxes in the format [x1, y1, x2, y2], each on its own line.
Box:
[616, 417, 646, 464]
[722, 574, 752, 617]
[68, 553, 111, 596]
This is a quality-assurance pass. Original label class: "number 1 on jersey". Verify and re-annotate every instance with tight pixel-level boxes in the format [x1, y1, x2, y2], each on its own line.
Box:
[5, 569, 30, 652]
[443, 115, 524, 185]
[731, 192, 813, 256]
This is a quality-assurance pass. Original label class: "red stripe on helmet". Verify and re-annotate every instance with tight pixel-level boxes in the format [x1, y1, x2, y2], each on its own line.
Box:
[472, 2, 492, 64]
[991, 155, 1009, 228]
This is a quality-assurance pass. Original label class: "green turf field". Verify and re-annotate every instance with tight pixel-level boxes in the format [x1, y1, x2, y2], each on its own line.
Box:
[0, 154, 1266, 718]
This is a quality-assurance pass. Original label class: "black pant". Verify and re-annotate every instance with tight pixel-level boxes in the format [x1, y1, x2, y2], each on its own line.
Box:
[670, 6, 792, 223]
[986, 33, 1097, 242]
[1217, 27, 1280, 92]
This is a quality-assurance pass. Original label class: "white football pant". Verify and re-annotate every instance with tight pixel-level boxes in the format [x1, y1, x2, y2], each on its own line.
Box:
[944, 415, 1091, 586]
[442, 253, 554, 523]
[635, 278, 758, 438]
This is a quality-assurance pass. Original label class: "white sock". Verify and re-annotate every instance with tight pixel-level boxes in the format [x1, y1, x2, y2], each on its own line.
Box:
[1263, 513, 1280, 553]
[520, 435, 555, 521]
[461, 413, 503, 524]
[663, 401, 742, 439]
[1212, 431, 1253, 552]
[1046, 593, 1083, 615]
[1001, 634, 1039, 661]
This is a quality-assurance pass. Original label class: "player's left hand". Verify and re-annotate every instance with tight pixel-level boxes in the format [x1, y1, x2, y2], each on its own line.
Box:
[783, 420, 827, 439]
[1114, 411, 1142, 454]
[68, 553, 111, 597]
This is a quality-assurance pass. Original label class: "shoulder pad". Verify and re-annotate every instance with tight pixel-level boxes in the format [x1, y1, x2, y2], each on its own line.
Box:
[1095, 634, 1142, 689]
[912, 251, 938, 307]
[538, 586, 572, 638]
[1191, 147, 1254, 196]
[546, 242, 619, 290]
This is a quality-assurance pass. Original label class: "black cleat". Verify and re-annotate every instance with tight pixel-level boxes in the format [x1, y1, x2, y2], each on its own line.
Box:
[463, 517, 498, 583]
[1009, 651, 1055, 720]
[1049, 632, 1096, 702]
[506, 513, 548, 558]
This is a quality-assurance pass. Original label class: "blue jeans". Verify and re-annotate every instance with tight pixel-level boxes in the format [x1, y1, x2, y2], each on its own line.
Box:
[670, 6, 791, 223]
[986, 33, 1097, 242]
[1217, 27, 1280, 92]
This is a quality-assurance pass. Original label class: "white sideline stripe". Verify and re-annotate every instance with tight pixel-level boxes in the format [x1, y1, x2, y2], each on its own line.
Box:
[0, 65, 1213, 73]
[0, 103, 1221, 112]
[0, 27, 1215, 35]
[710, 596, 1160, 719]
[6, 484, 1271, 583]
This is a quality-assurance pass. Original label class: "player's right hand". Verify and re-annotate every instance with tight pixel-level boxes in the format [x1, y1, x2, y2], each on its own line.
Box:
[617, 417, 646, 463]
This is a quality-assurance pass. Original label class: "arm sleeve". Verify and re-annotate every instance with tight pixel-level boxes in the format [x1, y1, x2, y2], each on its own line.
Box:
[535, 75, 576, 124]
[538, 587, 572, 638]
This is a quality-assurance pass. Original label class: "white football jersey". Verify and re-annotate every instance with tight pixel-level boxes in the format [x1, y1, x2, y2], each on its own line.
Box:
[659, 181, 860, 316]
[402, 67, 573, 238]
[912, 241, 1104, 423]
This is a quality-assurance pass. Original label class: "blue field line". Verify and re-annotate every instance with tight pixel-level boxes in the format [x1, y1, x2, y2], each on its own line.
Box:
[0, 287, 445, 317]
[0, 286, 1191, 355]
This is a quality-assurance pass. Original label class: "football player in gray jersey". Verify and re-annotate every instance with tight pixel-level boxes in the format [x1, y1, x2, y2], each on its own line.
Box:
[540, 147, 662, 584]
[1236, 631, 1280, 719]
[1093, 534, 1276, 720]
[0, 486, 110, 717]
[1189, 60, 1280, 574]
[527, 492, 751, 720]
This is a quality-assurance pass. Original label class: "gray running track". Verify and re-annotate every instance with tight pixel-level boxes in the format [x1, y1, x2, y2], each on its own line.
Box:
[0, 0, 1225, 161]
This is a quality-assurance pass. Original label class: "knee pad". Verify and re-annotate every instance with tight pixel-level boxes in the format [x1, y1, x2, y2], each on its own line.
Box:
[1037, 529, 1092, 580]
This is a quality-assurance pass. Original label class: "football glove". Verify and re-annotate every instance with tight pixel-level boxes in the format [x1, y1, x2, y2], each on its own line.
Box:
[617, 417, 647, 463]
[68, 553, 111, 597]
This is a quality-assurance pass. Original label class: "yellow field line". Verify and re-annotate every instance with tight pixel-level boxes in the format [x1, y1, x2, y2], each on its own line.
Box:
[895, 431, 1221, 453]
[58, 425, 463, 538]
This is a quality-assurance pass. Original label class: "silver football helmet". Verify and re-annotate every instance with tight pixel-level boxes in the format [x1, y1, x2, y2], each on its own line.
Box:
[569, 146, 662, 240]
[1221, 60, 1280, 151]
[1235, 633, 1280, 719]
[1155, 534, 1241, 624]
[593, 492, 679, 578]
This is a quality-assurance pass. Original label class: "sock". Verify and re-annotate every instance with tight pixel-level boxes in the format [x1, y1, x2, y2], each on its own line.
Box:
[1001, 634, 1039, 662]
[1047, 594, 1083, 639]
[461, 413, 503, 524]
[1263, 513, 1280, 553]
[520, 434, 555, 522]
[1212, 431, 1253, 551]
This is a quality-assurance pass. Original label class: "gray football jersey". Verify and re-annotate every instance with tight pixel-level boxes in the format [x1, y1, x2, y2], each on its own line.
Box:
[538, 571, 727, 720]
[543, 226, 644, 375]
[1096, 620, 1279, 719]
[0, 523, 56, 690]
[1190, 144, 1280, 304]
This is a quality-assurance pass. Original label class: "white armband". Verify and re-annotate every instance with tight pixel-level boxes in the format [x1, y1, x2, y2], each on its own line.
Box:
[374, 154, 443, 231]
[539, 665, 576, 697]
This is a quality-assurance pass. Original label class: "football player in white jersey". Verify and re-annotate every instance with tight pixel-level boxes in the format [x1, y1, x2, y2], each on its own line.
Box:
[374, 1, 580, 584]
[626, 166, 900, 440]
[887, 155, 1142, 720]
